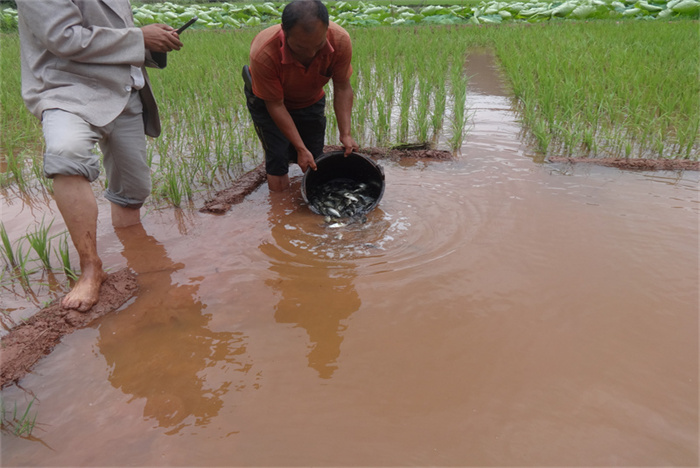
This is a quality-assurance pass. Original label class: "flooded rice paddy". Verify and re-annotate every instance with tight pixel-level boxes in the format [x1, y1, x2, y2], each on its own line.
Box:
[1, 53, 698, 466]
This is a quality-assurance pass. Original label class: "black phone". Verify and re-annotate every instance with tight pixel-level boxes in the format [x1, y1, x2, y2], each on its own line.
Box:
[175, 16, 198, 34]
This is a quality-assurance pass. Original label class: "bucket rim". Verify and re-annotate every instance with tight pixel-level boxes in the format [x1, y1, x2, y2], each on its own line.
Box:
[301, 150, 385, 215]
[313, 150, 380, 166]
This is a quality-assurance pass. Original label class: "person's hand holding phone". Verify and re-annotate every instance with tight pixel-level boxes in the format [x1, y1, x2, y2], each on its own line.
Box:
[141, 24, 182, 53]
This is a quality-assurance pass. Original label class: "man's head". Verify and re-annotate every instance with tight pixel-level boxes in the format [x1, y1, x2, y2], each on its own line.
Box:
[282, 0, 329, 63]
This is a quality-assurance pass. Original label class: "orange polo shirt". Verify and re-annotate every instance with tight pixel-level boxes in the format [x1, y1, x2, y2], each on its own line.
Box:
[249, 21, 353, 110]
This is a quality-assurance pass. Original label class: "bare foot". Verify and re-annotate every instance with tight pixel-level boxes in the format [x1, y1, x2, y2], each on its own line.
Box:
[61, 267, 108, 312]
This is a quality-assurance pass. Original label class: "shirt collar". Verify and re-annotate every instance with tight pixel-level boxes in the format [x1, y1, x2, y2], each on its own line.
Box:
[279, 27, 334, 65]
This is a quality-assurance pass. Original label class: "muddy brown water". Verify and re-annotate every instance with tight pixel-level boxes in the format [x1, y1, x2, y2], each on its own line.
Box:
[1, 52, 698, 466]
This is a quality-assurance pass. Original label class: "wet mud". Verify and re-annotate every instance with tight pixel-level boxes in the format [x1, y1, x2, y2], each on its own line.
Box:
[0, 269, 137, 388]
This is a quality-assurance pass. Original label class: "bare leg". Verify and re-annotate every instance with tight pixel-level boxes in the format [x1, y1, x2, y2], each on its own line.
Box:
[267, 173, 290, 192]
[111, 203, 141, 228]
[52, 175, 108, 312]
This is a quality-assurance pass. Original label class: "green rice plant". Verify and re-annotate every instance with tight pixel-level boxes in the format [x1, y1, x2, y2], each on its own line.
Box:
[431, 80, 447, 142]
[531, 117, 552, 154]
[449, 69, 468, 151]
[1, 397, 38, 437]
[397, 71, 416, 142]
[162, 163, 183, 207]
[55, 233, 78, 281]
[582, 127, 596, 154]
[0, 223, 17, 268]
[2, 150, 28, 191]
[25, 216, 54, 269]
[351, 93, 369, 146]
[413, 78, 433, 143]
[14, 243, 34, 287]
[12, 398, 37, 437]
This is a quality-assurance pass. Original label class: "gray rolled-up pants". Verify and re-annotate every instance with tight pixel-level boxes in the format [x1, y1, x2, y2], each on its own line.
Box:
[41, 90, 151, 209]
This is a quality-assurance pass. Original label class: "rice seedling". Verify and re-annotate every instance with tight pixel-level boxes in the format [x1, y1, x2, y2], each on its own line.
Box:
[413, 78, 433, 143]
[25, 217, 54, 270]
[1, 222, 17, 268]
[398, 71, 416, 142]
[13, 243, 35, 288]
[449, 66, 469, 151]
[2, 150, 28, 191]
[55, 233, 78, 282]
[0, 396, 38, 437]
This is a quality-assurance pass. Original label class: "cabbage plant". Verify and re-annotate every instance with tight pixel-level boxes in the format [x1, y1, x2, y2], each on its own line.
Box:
[2, 0, 698, 31]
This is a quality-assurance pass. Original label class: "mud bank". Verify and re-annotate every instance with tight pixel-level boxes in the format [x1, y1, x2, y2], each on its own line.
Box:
[547, 157, 700, 171]
[0, 269, 138, 388]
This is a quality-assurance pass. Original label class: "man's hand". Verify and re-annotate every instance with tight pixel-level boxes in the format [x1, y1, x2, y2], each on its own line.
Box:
[340, 134, 359, 156]
[297, 147, 317, 173]
[141, 24, 183, 53]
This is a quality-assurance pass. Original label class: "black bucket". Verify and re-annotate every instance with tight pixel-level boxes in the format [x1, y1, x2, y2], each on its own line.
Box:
[302, 151, 385, 216]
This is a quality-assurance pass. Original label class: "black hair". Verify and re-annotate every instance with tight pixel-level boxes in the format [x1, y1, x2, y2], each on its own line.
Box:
[281, 0, 329, 33]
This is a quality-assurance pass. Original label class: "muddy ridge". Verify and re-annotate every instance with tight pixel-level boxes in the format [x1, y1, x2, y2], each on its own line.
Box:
[547, 156, 700, 171]
[0, 269, 138, 389]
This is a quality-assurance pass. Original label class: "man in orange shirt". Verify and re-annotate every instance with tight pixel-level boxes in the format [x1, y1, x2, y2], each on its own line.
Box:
[245, 0, 359, 192]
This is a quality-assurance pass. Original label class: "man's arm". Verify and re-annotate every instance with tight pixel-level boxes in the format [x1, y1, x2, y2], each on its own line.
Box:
[333, 78, 359, 156]
[264, 99, 317, 172]
[17, 0, 180, 65]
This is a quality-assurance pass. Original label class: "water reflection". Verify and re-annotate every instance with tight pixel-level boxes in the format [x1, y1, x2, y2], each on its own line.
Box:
[260, 193, 361, 379]
[97, 224, 251, 434]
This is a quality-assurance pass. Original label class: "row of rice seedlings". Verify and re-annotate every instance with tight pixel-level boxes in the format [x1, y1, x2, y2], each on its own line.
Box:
[493, 20, 700, 159]
[348, 26, 482, 150]
[2, 20, 698, 205]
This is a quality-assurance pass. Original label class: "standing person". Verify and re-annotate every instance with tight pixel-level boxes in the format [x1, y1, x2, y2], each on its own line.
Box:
[16, 0, 183, 312]
[244, 0, 359, 192]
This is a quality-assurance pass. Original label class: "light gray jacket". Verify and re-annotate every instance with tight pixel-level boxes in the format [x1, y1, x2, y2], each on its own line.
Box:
[17, 0, 162, 137]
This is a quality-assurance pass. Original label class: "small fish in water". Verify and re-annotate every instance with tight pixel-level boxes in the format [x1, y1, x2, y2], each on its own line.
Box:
[309, 178, 379, 221]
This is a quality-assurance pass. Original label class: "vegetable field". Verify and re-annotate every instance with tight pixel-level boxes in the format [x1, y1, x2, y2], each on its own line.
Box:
[2, 0, 699, 30]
